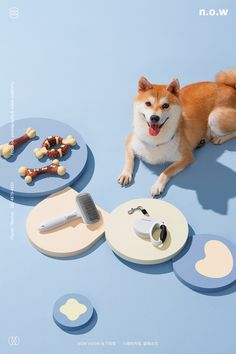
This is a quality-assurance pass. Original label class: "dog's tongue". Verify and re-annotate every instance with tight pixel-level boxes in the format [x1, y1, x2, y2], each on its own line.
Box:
[149, 124, 160, 136]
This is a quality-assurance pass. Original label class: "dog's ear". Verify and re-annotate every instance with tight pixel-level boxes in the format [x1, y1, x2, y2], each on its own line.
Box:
[138, 77, 153, 92]
[166, 79, 180, 94]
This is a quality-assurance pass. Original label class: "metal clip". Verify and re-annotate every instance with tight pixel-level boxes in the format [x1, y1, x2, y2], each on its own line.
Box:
[128, 206, 150, 216]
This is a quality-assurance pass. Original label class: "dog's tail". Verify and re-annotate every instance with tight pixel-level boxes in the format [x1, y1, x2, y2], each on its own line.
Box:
[215, 68, 236, 88]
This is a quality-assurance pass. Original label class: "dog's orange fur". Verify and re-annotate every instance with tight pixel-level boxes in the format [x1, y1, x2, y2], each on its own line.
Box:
[118, 69, 236, 195]
[180, 81, 236, 147]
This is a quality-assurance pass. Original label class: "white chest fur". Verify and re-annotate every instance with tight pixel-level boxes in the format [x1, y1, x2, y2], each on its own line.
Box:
[131, 134, 181, 165]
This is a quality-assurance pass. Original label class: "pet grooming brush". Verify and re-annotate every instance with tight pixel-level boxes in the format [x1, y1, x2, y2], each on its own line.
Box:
[38, 193, 100, 232]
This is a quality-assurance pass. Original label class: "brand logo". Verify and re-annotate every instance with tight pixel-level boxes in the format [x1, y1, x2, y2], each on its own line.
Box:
[199, 8, 229, 17]
[8, 336, 20, 346]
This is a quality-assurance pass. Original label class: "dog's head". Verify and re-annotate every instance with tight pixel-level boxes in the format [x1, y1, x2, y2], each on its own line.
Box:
[133, 77, 182, 139]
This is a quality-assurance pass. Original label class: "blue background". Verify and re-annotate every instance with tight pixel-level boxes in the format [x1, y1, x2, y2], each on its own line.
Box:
[1, 0, 236, 353]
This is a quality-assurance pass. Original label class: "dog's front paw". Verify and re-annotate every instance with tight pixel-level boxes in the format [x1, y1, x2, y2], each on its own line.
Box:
[118, 171, 132, 186]
[151, 183, 163, 197]
[151, 174, 168, 197]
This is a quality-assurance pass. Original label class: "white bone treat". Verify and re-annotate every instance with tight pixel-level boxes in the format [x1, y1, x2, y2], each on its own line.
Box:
[0, 127, 36, 159]
[62, 135, 77, 146]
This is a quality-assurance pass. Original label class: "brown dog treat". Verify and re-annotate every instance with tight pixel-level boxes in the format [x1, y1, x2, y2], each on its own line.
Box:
[34, 135, 77, 159]
[18, 159, 66, 184]
[0, 127, 36, 159]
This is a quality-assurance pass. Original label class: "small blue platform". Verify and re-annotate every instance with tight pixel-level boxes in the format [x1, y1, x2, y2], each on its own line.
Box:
[0, 118, 88, 197]
[53, 293, 94, 332]
[173, 234, 236, 292]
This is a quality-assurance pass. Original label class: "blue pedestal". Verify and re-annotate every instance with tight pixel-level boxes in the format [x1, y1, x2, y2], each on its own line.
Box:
[173, 234, 236, 292]
[53, 293, 94, 331]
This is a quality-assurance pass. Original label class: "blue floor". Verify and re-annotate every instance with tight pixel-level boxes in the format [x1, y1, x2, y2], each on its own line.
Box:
[1, 1, 236, 353]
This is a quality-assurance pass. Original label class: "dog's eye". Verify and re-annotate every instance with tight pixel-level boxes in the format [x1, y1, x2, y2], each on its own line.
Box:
[145, 101, 151, 107]
[162, 103, 169, 109]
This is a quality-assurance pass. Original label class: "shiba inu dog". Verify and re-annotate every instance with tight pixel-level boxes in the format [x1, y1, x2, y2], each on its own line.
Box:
[118, 69, 236, 196]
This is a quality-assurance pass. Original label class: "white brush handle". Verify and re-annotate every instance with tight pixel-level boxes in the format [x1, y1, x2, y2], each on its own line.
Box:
[38, 210, 81, 232]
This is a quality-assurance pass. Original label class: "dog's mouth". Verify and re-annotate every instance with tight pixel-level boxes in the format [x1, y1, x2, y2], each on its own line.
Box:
[147, 123, 161, 136]
[147, 117, 169, 136]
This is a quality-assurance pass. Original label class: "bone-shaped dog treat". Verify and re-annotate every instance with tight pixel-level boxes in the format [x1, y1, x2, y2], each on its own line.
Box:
[18, 159, 66, 184]
[34, 135, 77, 159]
[0, 127, 36, 159]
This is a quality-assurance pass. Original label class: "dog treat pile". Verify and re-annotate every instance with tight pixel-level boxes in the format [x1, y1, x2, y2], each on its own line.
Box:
[0, 128, 77, 185]
[0, 127, 36, 159]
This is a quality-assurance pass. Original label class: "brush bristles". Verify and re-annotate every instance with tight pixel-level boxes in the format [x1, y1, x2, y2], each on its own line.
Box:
[76, 193, 100, 224]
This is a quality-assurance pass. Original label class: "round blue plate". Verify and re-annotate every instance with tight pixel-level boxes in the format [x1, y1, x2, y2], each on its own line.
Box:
[53, 293, 94, 331]
[0, 118, 88, 197]
[173, 234, 236, 292]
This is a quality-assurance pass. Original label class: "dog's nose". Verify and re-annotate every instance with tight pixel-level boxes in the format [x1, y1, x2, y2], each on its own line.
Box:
[150, 115, 160, 123]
